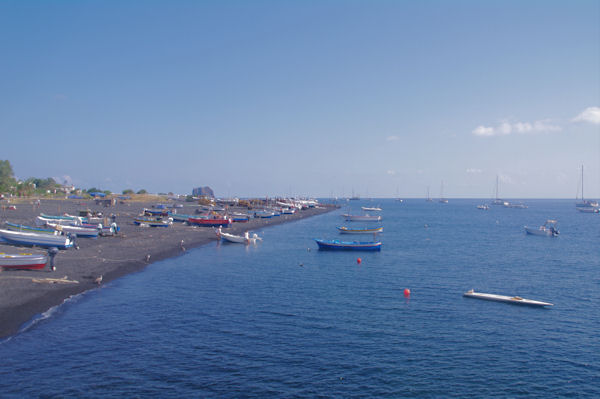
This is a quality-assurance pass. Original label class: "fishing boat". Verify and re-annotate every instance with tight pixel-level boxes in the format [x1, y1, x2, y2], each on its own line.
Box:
[576, 165, 599, 212]
[168, 213, 193, 223]
[188, 217, 232, 227]
[5, 222, 57, 235]
[0, 252, 48, 270]
[342, 214, 382, 222]
[46, 223, 100, 238]
[361, 206, 382, 211]
[337, 226, 383, 234]
[216, 227, 262, 244]
[133, 217, 172, 227]
[0, 229, 74, 249]
[525, 220, 559, 237]
[463, 289, 553, 307]
[314, 239, 382, 251]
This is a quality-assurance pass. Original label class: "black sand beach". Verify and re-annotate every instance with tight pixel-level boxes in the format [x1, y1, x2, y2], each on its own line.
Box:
[0, 199, 335, 340]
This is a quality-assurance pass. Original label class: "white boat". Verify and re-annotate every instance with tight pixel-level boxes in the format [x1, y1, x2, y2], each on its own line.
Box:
[576, 165, 599, 212]
[342, 214, 382, 222]
[361, 206, 382, 211]
[0, 229, 74, 249]
[439, 181, 448, 203]
[35, 216, 82, 227]
[463, 289, 553, 307]
[216, 227, 261, 244]
[46, 222, 100, 238]
[525, 220, 559, 237]
[477, 204, 489, 210]
[504, 201, 528, 209]
[337, 226, 383, 234]
[491, 175, 505, 205]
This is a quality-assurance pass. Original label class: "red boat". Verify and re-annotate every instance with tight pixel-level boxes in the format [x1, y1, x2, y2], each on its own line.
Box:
[0, 253, 48, 270]
[188, 217, 232, 227]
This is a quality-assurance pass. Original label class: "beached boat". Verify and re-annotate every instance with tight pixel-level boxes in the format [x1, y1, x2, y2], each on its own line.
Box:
[525, 220, 559, 237]
[342, 214, 382, 222]
[133, 217, 172, 227]
[230, 212, 250, 222]
[254, 210, 275, 218]
[35, 216, 82, 227]
[337, 226, 383, 234]
[5, 222, 57, 235]
[46, 223, 99, 238]
[0, 229, 74, 249]
[315, 239, 382, 251]
[0, 252, 48, 270]
[188, 217, 232, 227]
[144, 208, 170, 217]
[463, 289, 553, 307]
[40, 213, 81, 221]
[169, 213, 193, 223]
[361, 206, 382, 211]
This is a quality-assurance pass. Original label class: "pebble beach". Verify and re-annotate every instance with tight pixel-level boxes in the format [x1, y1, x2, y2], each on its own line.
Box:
[0, 198, 334, 340]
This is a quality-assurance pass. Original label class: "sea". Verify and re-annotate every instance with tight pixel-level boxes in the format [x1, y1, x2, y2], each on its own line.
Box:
[1, 199, 598, 398]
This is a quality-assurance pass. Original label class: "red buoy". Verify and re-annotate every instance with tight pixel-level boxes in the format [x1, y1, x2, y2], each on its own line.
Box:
[404, 288, 411, 297]
[357, 258, 362, 264]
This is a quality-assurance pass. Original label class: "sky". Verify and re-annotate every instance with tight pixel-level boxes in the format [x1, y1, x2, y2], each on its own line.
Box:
[1, 0, 599, 198]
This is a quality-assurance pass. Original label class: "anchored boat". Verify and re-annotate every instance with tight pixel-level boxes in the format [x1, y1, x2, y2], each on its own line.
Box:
[315, 239, 382, 251]
[463, 289, 553, 307]
[342, 214, 382, 222]
[337, 226, 383, 234]
[524, 220, 559, 237]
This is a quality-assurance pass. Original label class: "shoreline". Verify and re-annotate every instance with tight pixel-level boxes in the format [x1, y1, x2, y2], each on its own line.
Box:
[0, 199, 336, 340]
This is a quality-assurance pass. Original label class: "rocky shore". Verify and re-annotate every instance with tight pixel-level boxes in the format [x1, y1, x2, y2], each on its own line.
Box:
[0, 198, 335, 340]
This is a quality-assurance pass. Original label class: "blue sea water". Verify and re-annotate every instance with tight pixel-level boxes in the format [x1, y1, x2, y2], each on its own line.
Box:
[1, 199, 599, 398]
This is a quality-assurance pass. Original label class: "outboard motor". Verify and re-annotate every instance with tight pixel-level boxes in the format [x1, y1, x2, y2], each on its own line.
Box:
[47, 247, 59, 271]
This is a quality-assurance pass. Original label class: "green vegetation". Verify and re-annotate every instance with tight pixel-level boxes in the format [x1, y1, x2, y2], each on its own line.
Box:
[122, 189, 134, 195]
[0, 160, 16, 193]
[137, 189, 147, 194]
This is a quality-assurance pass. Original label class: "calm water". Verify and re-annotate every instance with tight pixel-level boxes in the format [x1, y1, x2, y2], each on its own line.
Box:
[1, 199, 599, 398]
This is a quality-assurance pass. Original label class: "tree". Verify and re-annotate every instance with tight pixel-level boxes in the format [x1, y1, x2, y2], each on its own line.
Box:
[137, 189, 147, 194]
[0, 160, 16, 192]
[122, 189, 134, 195]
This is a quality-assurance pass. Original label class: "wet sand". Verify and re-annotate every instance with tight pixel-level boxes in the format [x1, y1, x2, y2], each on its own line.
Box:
[0, 199, 335, 340]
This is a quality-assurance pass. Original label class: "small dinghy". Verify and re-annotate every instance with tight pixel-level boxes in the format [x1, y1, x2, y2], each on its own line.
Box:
[463, 289, 553, 307]
[342, 214, 382, 222]
[216, 227, 262, 244]
[337, 226, 383, 234]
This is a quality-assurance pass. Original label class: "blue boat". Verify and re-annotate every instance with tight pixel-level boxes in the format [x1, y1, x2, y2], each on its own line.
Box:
[5, 222, 57, 235]
[314, 239, 382, 251]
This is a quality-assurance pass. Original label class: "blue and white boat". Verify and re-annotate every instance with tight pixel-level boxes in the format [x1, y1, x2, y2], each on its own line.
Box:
[5, 222, 57, 235]
[315, 239, 382, 251]
[0, 229, 74, 249]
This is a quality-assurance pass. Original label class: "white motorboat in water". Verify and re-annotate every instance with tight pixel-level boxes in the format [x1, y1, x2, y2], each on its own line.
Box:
[216, 227, 262, 244]
[463, 289, 553, 307]
[361, 206, 382, 211]
[524, 220, 559, 237]
[342, 214, 382, 222]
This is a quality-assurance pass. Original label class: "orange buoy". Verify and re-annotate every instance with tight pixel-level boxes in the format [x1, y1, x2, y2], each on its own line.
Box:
[357, 258, 362, 264]
[404, 288, 411, 297]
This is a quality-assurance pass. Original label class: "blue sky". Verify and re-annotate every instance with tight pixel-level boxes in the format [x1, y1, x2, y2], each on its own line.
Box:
[1, 0, 598, 198]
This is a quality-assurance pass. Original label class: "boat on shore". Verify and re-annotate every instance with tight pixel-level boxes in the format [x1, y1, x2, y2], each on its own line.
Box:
[337, 226, 383, 234]
[46, 223, 100, 238]
[0, 229, 74, 249]
[5, 222, 57, 235]
[463, 289, 553, 307]
[0, 252, 48, 270]
[315, 239, 382, 251]
[188, 217, 232, 227]
[133, 217, 172, 227]
[342, 214, 381, 222]
[525, 220, 559, 237]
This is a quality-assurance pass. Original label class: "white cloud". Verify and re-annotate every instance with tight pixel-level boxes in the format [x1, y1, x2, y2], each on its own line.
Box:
[472, 119, 561, 137]
[572, 106, 600, 124]
[466, 168, 482, 174]
[386, 135, 400, 141]
[386, 170, 397, 176]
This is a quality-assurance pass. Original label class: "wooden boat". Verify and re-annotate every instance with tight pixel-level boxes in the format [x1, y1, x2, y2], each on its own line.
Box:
[337, 226, 383, 234]
[361, 206, 382, 211]
[525, 220, 559, 237]
[0, 229, 74, 249]
[46, 223, 99, 238]
[463, 289, 553, 307]
[0, 252, 48, 270]
[188, 217, 232, 227]
[5, 222, 57, 235]
[342, 214, 382, 222]
[133, 217, 172, 227]
[315, 239, 382, 251]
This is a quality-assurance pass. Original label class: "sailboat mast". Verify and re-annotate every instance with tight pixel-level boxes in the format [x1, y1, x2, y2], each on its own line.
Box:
[582, 165, 584, 201]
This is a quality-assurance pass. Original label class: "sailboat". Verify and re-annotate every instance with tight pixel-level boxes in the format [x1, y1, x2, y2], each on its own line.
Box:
[426, 186, 433, 202]
[491, 175, 504, 205]
[439, 181, 448, 203]
[576, 165, 599, 212]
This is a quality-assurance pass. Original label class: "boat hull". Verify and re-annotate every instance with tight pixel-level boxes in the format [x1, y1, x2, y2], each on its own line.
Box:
[337, 226, 383, 234]
[463, 291, 553, 307]
[0, 229, 73, 249]
[315, 239, 382, 251]
[189, 218, 232, 227]
[0, 253, 48, 270]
